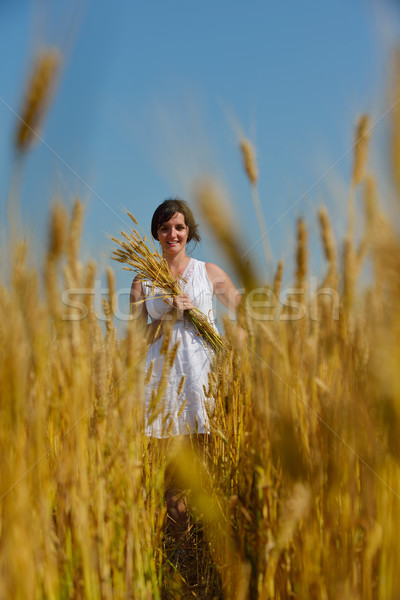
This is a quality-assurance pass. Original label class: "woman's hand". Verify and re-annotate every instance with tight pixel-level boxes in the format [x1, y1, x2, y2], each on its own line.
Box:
[172, 294, 195, 318]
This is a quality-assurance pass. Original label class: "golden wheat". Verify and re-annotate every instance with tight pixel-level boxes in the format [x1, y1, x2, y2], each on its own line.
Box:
[2, 67, 400, 600]
[15, 47, 61, 152]
[352, 114, 371, 186]
[390, 48, 400, 196]
[239, 137, 258, 185]
[295, 217, 308, 289]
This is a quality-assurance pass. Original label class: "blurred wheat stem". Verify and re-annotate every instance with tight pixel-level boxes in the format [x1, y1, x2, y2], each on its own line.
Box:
[8, 47, 61, 248]
[112, 212, 224, 352]
[15, 47, 61, 153]
[240, 138, 273, 274]
[250, 185, 274, 274]
[240, 138, 258, 185]
[195, 178, 258, 293]
[390, 49, 400, 197]
[348, 114, 370, 236]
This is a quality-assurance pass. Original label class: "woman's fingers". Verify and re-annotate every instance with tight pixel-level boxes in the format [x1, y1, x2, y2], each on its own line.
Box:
[182, 294, 195, 311]
[173, 294, 194, 311]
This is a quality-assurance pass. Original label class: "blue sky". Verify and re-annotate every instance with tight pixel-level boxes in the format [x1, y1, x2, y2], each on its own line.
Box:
[1, 0, 399, 319]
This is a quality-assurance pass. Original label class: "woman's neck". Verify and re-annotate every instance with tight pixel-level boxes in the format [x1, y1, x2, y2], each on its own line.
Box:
[164, 252, 190, 276]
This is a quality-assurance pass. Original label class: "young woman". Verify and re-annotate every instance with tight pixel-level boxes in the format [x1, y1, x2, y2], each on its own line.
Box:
[130, 198, 241, 534]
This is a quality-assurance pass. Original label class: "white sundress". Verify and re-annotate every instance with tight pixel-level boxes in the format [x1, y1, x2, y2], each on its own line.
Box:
[142, 258, 217, 438]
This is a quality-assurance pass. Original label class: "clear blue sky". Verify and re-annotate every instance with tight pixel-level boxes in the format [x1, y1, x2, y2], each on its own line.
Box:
[1, 0, 399, 318]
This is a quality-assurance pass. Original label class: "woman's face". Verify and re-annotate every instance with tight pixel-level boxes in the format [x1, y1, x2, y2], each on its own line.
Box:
[157, 212, 189, 256]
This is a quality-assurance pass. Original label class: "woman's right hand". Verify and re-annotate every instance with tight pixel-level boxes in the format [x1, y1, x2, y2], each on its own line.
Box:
[172, 294, 195, 317]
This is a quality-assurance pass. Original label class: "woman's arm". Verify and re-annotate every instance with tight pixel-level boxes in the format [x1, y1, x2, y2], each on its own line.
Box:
[130, 277, 164, 343]
[205, 263, 242, 313]
[206, 263, 247, 345]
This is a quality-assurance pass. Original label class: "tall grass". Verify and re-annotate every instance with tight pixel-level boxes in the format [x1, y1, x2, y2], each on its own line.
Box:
[2, 52, 400, 599]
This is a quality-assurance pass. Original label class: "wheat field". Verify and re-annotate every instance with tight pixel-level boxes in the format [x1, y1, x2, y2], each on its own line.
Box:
[1, 45, 400, 600]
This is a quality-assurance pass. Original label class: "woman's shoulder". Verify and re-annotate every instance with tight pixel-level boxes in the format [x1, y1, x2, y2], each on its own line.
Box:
[191, 259, 219, 278]
[205, 262, 226, 282]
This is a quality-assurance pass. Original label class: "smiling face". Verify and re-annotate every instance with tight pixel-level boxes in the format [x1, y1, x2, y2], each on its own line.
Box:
[157, 212, 189, 256]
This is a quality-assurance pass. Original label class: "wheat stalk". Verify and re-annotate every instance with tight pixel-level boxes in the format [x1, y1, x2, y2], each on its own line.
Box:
[240, 138, 273, 272]
[240, 138, 258, 185]
[348, 114, 371, 237]
[352, 114, 370, 186]
[391, 49, 400, 197]
[15, 47, 61, 153]
[295, 218, 308, 289]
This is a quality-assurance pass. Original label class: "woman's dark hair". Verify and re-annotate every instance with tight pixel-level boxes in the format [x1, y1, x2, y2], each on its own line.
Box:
[151, 198, 201, 243]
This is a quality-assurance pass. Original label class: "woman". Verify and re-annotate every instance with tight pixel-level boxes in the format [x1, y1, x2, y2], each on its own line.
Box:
[130, 198, 241, 535]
